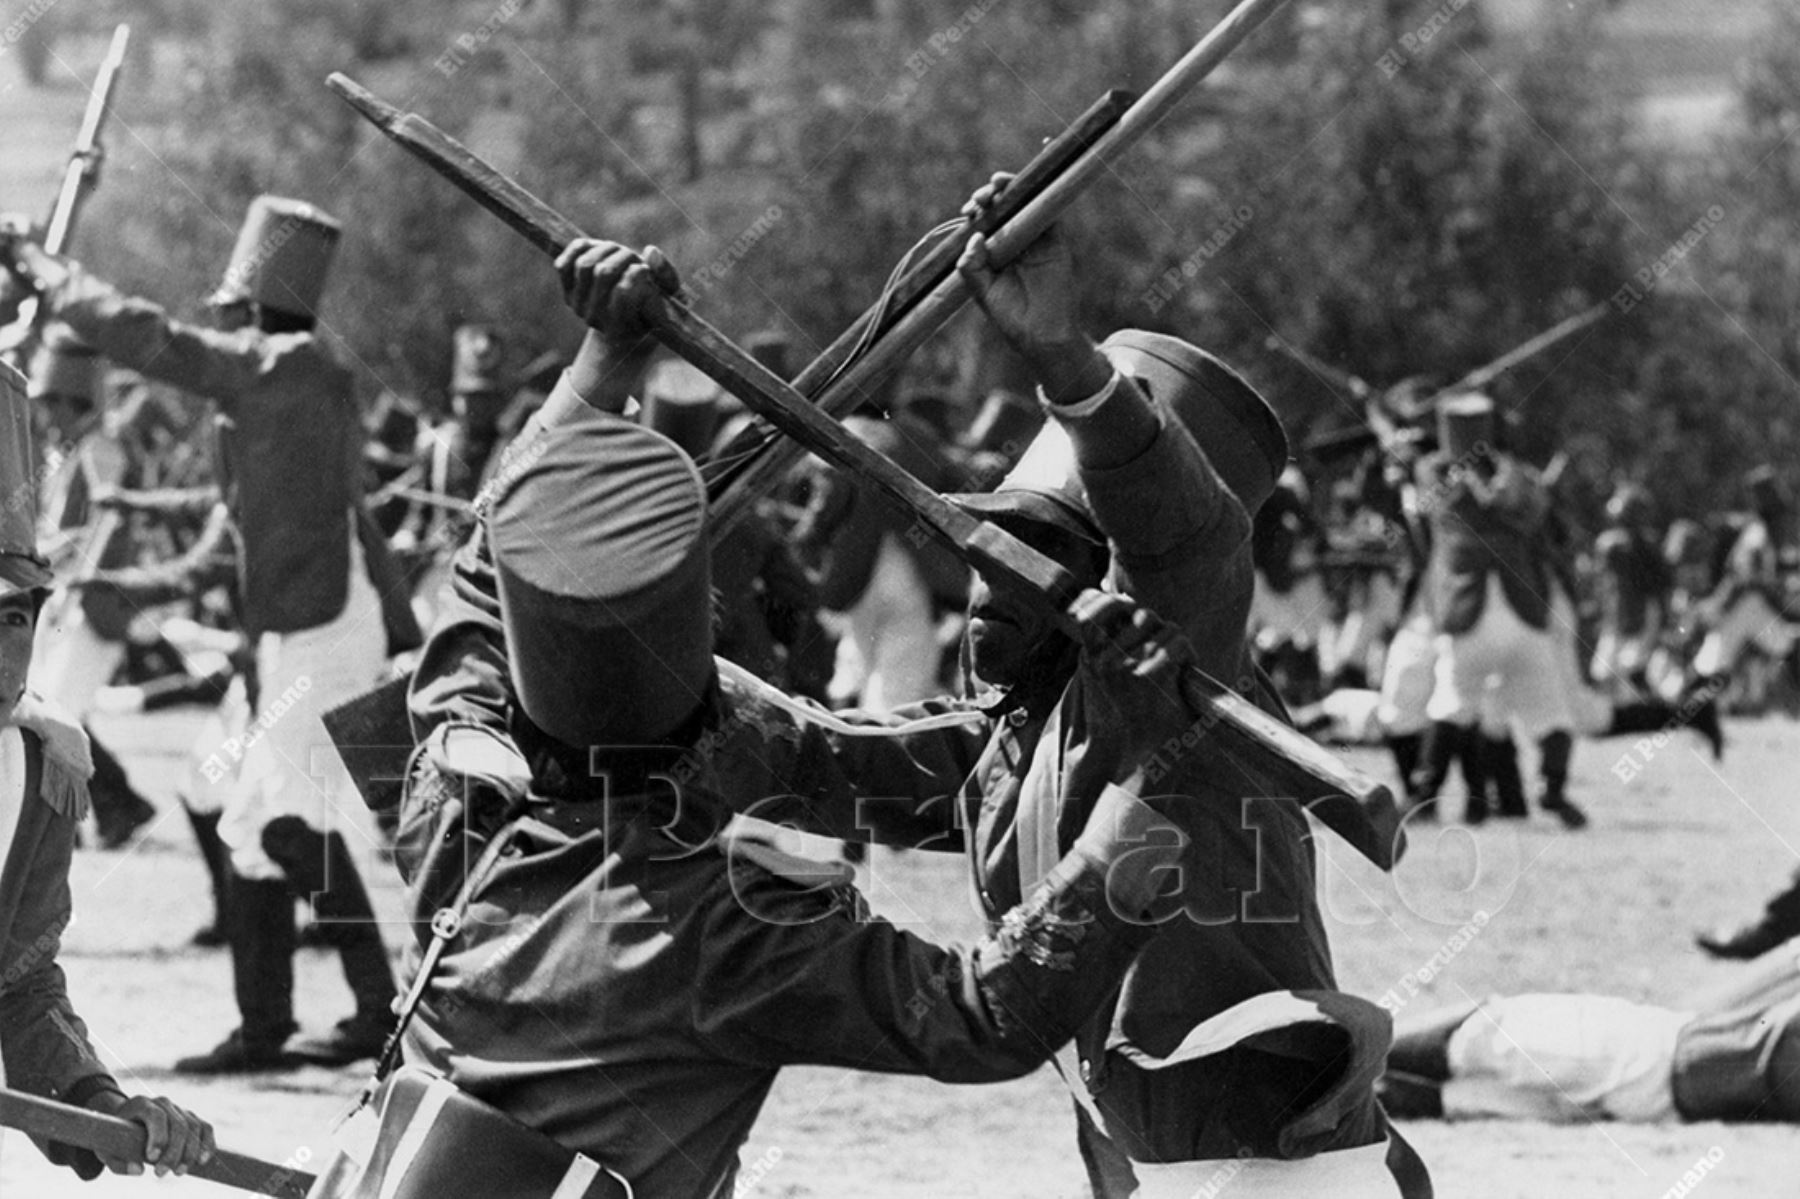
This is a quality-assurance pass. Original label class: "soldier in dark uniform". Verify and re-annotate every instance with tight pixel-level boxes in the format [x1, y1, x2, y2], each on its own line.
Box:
[394, 238, 1211, 1199]
[0, 354, 216, 1181]
[1593, 483, 1671, 694]
[6, 196, 421, 1071]
[1409, 395, 1585, 828]
[407, 200, 1425, 1193]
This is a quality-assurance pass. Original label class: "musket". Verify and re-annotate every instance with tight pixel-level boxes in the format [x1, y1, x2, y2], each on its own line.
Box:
[0, 25, 129, 360]
[0, 1087, 314, 1198]
[327, 54, 1406, 871]
[45, 24, 131, 256]
[1421, 300, 1610, 407]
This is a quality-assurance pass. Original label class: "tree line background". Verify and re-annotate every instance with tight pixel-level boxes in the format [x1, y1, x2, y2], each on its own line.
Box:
[30, 0, 1800, 535]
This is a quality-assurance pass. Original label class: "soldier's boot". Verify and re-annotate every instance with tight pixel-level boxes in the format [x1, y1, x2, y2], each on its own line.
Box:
[1378, 998, 1483, 1120]
[182, 802, 231, 948]
[1484, 734, 1529, 819]
[1456, 730, 1490, 825]
[1696, 867, 1800, 960]
[1386, 732, 1422, 806]
[174, 874, 298, 1074]
[88, 730, 157, 850]
[1406, 721, 1470, 823]
[1605, 696, 1723, 759]
[1536, 729, 1587, 830]
[262, 817, 394, 1065]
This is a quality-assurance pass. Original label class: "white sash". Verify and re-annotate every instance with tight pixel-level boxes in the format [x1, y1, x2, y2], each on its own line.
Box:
[1130, 1139, 1397, 1199]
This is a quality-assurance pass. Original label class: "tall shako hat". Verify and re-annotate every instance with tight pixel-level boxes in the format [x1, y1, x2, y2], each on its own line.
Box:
[1436, 393, 1495, 461]
[451, 324, 506, 395]
[639, 357, 723, 460]
[950, 330, 1289, 545]
[27, 324, 101, 406]
[0, 363, 54, 596]
[208, 195, 342, 318]
[488, 411, 715, 747]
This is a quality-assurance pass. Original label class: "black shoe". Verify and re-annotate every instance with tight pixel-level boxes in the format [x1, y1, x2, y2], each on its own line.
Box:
[1688, 693, 1726, 761]
[1696, 920, 1791, 961]
[95, 793, 157, 850]
[286, 1016, 390, 1066]
[173, 1029, 300, 1075]
[1463, 794, 1489, 825]
[190, 921, 228, 949]
[1541, 796, 1589, 830]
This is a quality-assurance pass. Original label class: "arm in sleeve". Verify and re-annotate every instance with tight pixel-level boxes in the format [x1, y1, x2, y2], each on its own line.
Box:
[45, 267, 262, 405]
[695, 779, 1181, 1081]
[0, 810, 122, 1109]
[710, 669, 988, 850]
[1048, 372, 1255, 676]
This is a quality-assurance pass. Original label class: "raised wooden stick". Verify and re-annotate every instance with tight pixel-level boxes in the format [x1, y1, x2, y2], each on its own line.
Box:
[327, 67, 1403, 869]
[0, 1087, 314, 1198]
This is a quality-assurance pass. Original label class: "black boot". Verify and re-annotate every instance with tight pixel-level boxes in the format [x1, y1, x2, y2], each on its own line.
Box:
[1605, 700, 1673, 737]
[174, 874, 297, 1073]
[1696, 868, 1800, 960]
[88, 730, 157, 850]
[1536, 730, 1587, 829]
[1407, 722, 1470, 823]
[1457, 730, 1490, 825]
[1484, 734, 1529, 818]
[262, 817, 395, 1065]
[182, 803, 232, 948]
[1387, 733, 1422, 793]
[1684, 686, 1727, 762]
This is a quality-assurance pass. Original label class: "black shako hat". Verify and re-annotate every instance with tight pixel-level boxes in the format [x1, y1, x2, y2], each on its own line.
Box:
[488, 410, 715, 748]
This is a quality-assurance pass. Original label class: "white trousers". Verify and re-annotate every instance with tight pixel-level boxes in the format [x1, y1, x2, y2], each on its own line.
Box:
[826, 534, 940, 713]
[30, 608, 124, 717]
[220, 526, 387, 880]
[1443, 993, 1690, 1123]
[1427, 578, 1574, 740]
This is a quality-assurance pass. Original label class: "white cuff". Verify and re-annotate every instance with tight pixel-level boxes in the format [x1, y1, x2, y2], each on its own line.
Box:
[1038, 368, 1123, 419]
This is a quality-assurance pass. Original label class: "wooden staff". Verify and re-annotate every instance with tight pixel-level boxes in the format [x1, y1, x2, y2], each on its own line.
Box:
[325, 68, 1404, 870]
[0, 1087, 314, 1198]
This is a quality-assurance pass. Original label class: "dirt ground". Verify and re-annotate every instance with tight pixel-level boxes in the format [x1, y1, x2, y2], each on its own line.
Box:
[3, 706, 1800, 1198]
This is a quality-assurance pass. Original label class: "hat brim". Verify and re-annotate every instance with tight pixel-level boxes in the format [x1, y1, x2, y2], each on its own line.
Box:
[0, 554, 54, 598]
[949, 489, 1104, 547]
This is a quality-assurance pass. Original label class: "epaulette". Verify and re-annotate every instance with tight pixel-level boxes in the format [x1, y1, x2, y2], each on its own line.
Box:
[12, 693, 94, 820]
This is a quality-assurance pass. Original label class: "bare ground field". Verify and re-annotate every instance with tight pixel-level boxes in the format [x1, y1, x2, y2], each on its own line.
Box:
[4, 23, 1797, 1199]
[2, 706, 1798, 1197]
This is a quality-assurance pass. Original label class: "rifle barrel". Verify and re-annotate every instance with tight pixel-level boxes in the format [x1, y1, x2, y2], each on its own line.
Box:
[0, 1088, 314, 1198]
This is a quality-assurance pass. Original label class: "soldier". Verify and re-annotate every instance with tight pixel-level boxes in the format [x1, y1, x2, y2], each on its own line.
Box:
[390, 239, 1212, 1198]
[4, 196, 421, 1071]
[1381, 937, 1800, 1125]
[25, 329, 158, 849]
[1592, 483, 1671, 694]
[1408, 394, 1585, 828]
[0, 355, 216, 1180]
[409, 200, 1425, 1192]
